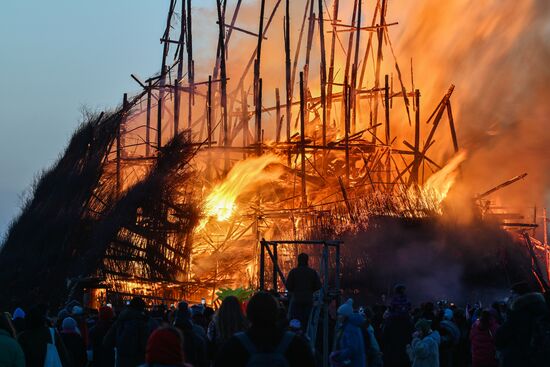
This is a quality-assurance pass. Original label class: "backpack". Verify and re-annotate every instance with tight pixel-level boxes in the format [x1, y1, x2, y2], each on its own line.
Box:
[236, 331, 294, 367]
[44, 328, 63, 367]
[528, 312, 550, 365]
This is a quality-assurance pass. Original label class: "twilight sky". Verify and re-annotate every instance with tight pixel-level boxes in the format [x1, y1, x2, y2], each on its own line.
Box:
[0, 1, 172, 237]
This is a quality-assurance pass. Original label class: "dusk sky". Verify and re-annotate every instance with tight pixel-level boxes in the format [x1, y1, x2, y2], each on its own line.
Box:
[0, 1, 174, 237]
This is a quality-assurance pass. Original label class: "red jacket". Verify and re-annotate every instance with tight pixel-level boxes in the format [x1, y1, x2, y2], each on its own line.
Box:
[470, 319, 499, 367]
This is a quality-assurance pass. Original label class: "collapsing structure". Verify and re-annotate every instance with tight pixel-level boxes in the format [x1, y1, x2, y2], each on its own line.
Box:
[0, 0, 546, 308]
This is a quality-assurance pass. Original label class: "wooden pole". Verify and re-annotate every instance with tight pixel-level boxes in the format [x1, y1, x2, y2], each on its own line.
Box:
[351, 0, 362, 133]
[117, 94, 128, 195]
[241, 86, 248, 160]
[344, 79, 351, 184]
[145, 81, 152, 157]
[186, 0, 194, 129]
[340, 0, 358, 132]
[174, 78, 180, 136]
[300, 72, 307, 208]
[207, 76, 212, 148]
[317, 0, 327, 165]
[446, 101, 459, 153]
[257, 78, 263, 155]
[544, 208, 550, 281]
[384, 74, 390, 144]
[216, 0, 229, 171]
[326, 0, 339, 130]
[409, 89, 420, 185]
[372, 0, 386, 143]
[284, 0, 292, 161]
[275, 88, 282, 143]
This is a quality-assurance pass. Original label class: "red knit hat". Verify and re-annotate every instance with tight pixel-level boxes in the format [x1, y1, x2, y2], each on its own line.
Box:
[145, 328, 184, 366]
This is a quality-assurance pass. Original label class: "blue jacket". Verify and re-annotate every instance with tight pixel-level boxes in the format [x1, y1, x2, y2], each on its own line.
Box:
[410, 331, 440, 367]
[333, 314, 366, 367]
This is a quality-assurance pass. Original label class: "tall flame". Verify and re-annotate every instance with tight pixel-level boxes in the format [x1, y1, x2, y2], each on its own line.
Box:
[202, 154, 283, 222]
[418, 151, 468, 205]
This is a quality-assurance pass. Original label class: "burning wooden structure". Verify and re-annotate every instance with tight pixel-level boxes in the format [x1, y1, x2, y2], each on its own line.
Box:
[1, 0, 548, 308]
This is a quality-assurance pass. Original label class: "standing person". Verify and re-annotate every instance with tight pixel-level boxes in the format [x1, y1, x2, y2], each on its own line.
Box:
[60, 317, 87, 367]
[330, 299, 366, 367]
[17, 305, 71, 367]
[173, 302, 208, 367]
[408, 319, 441, 367]
[214, 291, 315, 367]
[286, 253, 322, 329]
[438, 309, 460, 367]
[207, 296, 248, 358]
[383, 285, 414, 367]
[142, 327, 192, 367]
[88, 306, 115, 367]
[104, 297, 157, 367]
[495, 282, 549, 367]
[0, 312, 25, 367]
[470, 310, 499, 367]
[11, 308, 25, 335]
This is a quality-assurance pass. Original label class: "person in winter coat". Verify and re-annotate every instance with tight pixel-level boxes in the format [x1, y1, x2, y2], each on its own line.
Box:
[362, 307, 383, 367]
[470, 310, 499, 367]
[207, 296, 248, 358]
[17, 305, 71, 367]
[104, 297, 158, 367]
[88, 306, 115, 367]
[0, 312, 25, 367]
[286, 253, 322, 328]
[330, 299, 366, 367]
[408, 319, 441, 367]
[141, 327, 193, 367]
[214, 291, 315, 367]
[383, 287, 414, 367]
[11, 308, 25, 335]
[173, 301, 208, 367]
[495, 282, 549, 367]
[438, 309, 460, 367]
[60, 317, 87, 367]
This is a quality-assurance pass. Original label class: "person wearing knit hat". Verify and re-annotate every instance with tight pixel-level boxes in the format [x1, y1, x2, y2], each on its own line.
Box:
[11, 308, 25, 334]
[144, 327, 192, 367]
[60, 317, 87, 367]
[89, 306, 115, 367]
[173, 301, 208, 367]
[407, 318, 440, 367]
[331, 298, 366, 367]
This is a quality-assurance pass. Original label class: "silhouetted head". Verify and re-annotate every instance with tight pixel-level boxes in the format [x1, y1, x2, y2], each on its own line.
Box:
[129, 297, 146, 312]
[394, 284, 406, 295]
[511, 281, 531, 296]
[297, 253, 309, 267]
[246, 292, 278, 328]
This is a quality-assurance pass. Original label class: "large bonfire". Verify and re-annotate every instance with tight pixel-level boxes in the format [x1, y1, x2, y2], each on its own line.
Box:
[1, 0, 549, 308]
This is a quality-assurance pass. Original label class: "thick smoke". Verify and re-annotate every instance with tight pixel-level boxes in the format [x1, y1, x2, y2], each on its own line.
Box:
[338, 215, 535, 305]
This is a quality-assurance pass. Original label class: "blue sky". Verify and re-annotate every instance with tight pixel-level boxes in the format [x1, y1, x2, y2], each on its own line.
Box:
[0, 1, 172, 237]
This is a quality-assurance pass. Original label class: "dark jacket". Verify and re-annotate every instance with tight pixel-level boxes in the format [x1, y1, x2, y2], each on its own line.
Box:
[60, 331, 87, 367]
[89, 320, 115, 367]
[213, 326, 315, 367]
[286, 265, 322, 304]
[174, 319, 208, 367]
[104, 308, 157, 367]
[0, 329, 25, 367]
[382, 314, 414, 367]
[17, 326, 71, 367]
[495, 292, 548, 367]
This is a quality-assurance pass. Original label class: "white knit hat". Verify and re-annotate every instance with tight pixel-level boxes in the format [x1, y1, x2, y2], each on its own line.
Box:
[337, 298, 354, 317]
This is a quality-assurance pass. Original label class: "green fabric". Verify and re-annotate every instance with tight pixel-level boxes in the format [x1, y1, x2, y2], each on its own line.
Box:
[0, 329, 25, 367]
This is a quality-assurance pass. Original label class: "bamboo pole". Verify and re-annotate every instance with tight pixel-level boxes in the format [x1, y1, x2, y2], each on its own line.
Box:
[317, 0, 327, 153]
[284, 0, 292, 165]
[326, 0, 339, 130]
[300, 72, 307, 208]
[146, 81, 152, 157]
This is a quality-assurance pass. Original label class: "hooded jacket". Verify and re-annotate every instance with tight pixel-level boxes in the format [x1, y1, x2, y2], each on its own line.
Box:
[410, 330, 441, 367]
[332, 313, 367, 367]
[470, 318, 499, 367]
